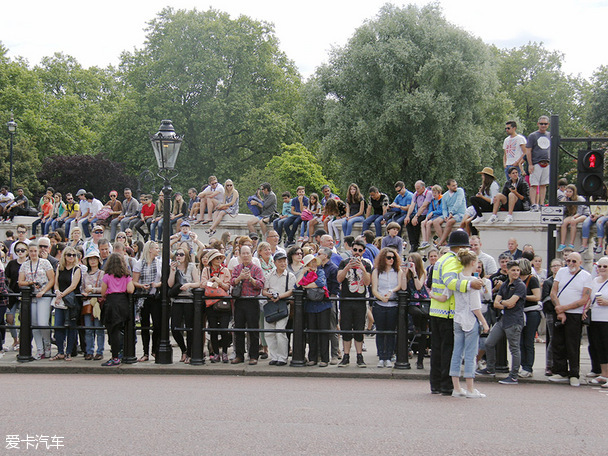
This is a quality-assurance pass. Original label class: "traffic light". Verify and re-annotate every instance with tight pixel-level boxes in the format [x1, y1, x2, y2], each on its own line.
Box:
[577, 149, 604, 197]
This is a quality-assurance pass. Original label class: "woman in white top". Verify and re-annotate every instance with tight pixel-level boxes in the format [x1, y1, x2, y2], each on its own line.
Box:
[371, 247, 404, 368]
[18, 242, 55, 359]
[132, 241, 162, 361]
[584, 256, 608, 386]
[558, 184, 590, 252]
[470, 168, 500, 220]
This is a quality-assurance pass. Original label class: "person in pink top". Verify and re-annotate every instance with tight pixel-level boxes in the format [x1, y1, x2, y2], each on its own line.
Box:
[101, 253, 135, 366]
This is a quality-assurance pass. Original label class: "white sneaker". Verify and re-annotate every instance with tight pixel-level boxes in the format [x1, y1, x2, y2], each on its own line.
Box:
[476, 359, 487, 371]
[377, 360, 385, 368]
[548, 374, 569, 383]
[504, 214, 513, 224]
[471, 216, 484, 226]
[570, 377, 580, 387]
[586, 372, 601, 378]
[466, 389, 486, 399]
[531, 204, 540, 212]
[487, 214, 498, 224]
[384, 360, 393, 368]
[451, 388, 467, 398]
[518, 369, 533, 378]
[589, 376, 607, 385]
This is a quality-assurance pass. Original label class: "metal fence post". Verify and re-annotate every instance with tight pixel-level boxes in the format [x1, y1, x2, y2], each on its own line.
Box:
[122, 293, 138, 364]
[17, 287, 33, 362]
[394, 290, 411, 369]
[290, 289, 306, 367]
[190, 289, 204, 365]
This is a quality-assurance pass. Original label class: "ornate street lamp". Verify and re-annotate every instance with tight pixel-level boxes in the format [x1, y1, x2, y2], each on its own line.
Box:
[150, 120, 183, 364]
[7, 114, 17, 192]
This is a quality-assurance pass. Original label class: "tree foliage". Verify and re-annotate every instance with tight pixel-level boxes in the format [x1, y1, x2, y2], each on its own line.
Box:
[587, 65, 608, 133]
[102, 7, 302, 189]
[37, 154, 134, 202]
[298, 4, 506, 196]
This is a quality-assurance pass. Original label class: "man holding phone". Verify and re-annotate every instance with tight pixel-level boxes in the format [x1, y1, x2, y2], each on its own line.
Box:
[486, 167, 531, 224]
[337, 239, 372, 367]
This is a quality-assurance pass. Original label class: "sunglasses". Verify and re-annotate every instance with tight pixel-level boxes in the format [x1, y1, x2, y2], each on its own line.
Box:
[352, 248, 365, 253]
[598, 265, 608, 269]
[15, 249, 27, 253]
[226, 184, 233, 187]
[17, 231, 26, 234]
[175, 252, 185, 257]
[65, 253, 77, 257]
[93, 230, 104, 234]
[386, 255, 395, 260]
[110, 194, 117, 197]
[539, 122, 549, 125]
[117, 236, 126, 239]
[39, 245, 50, 249]
[565, 259, 577, 264]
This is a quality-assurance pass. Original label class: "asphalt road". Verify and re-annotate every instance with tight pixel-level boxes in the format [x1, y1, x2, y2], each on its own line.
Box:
[1, 374, 606, 455]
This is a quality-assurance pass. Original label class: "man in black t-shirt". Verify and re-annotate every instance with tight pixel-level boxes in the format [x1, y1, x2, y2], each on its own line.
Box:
[336, 239, 372, 367]
[362, 186, 390, 237]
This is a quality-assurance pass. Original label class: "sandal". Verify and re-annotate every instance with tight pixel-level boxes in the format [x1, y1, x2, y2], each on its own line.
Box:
[180, 353, 187, 362]
[138, 355, 149, 362]
[64, 355, 72, 361]
[184, 357, 191, 364]
[50, 354, 65, 361]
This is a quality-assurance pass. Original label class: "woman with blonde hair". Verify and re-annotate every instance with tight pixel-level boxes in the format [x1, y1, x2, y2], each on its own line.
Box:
[371, 247, 404, 368]
[132, 241, 162, 361]
[81, 250, 105, 360]
[51, 246, 82, 361]
[67, 227, 84, 249]
[205, 179, 239, 237]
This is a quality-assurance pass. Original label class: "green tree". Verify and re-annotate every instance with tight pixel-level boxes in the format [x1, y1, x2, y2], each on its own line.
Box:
[587, 65, 608, 132]
[298, 4, 507, 196]
[236, 143, 334, 211]
[103, 7, 302, 187]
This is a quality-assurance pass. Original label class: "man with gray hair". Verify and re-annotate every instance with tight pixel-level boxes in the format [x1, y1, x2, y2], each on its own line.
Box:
[526, 115, 551, 211]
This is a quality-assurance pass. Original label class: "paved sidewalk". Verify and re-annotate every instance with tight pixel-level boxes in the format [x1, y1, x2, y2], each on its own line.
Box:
[0, 333, 596, 385]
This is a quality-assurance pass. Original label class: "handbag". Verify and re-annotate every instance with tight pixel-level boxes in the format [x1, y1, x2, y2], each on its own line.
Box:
[169, 269, 186, 298]
[205, 267, 230, 306]
[264, 273, 290, 323]
[301, 208, 314, 221]
[306, 287, 325, 301]
[231, 281, 242, 298]
[95, 206, 112, 221]
[212, 300, 232, 312]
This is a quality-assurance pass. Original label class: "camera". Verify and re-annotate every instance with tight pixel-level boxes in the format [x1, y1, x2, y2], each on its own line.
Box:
[272, 292, 279, 300]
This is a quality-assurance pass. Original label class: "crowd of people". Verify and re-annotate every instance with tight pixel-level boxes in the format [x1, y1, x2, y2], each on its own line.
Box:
[0, 115, 606, 392]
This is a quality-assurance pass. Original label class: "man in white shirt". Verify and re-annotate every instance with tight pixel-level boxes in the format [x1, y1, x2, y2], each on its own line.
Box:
[197, 176, 224, 224]
[470, 235, 497, 276]
[548, 253, 592, 386]
[81, 192, 104, 238]
[503, 121, 527, 181]
[0, 186, 15, 220]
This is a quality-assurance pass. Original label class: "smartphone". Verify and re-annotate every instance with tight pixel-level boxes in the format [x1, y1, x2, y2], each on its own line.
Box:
[473, 272, 479, 278]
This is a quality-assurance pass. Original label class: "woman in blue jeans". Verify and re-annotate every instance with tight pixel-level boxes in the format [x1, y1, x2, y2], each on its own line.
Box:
[371, 247, 404, 368]
[518, 258, 542, 377]
[342, 184, 366, 236]
[580, 191, 608, 255]
[51, 247, 82, 361]
[81, 250, 105, 360]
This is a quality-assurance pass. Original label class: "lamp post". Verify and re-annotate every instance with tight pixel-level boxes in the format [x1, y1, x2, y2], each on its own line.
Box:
[150, 119, 183, 364]
[7, 114, 17, 192]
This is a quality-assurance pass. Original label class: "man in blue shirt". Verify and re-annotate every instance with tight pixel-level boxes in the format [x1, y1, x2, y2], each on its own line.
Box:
[283, 186, 309, 246]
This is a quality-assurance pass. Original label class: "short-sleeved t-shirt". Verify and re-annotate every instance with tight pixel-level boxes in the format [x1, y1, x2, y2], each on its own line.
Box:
[526, 130, 551, 164]
[19, 259, 53, 287]
[369, 193, 390, 215]
[291, 196, 309, 214]
[497, 278, 526, 328]
[103, 274, 132, 294]
[338, 257, 372, 298]
[554, 267, 591, 314]
[503, 134, 527, 165]
[590, 277, 608, 322]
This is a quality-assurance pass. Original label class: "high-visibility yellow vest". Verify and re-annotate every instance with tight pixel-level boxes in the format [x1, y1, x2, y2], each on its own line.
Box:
[430, 251, 470, 319]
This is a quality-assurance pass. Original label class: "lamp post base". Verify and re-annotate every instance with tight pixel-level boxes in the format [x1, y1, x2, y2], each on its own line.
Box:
[156, 341, 173, 364]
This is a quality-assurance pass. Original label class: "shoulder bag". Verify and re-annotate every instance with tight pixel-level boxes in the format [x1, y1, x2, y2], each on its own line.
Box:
[264, 274, 290, 323]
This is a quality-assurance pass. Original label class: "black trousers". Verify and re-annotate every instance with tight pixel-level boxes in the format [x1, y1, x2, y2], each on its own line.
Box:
[552, 313, 583, 378]
[430, 316, 454, 393]
[405, 214, 426, 252]
[141, 295, 161, 356]
[171, 300, 194, 357]
[234, 299, 260, 360]
[306, 308, 331, 363]
[470, 196, 493, 218]
[207, 306, 232, 354]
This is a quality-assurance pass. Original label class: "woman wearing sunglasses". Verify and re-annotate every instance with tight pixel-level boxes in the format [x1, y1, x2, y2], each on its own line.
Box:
[4, 241, 29, 351]
[18, 242, 55, 359]
[371, 247, 404, 368]
[205, 179, 239, 237]
[51, 247, 82, 361]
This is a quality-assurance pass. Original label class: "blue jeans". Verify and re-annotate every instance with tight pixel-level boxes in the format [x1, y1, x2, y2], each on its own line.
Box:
[582, 215, 608, 239]
[150, 219, 162, 242]
[273, 217, 288, 239]
[372, 304, 398, 361]
[54, 307, 77, 356]
[520, 310, 541, 373]
[81, 218, 99, 238]
[449, 320, 480, 378]
[299, 220, 309, 238]
[63, 217, 77, 237]
[283, 215, 302, 243]
[342, 216, 365, 236]
[44, 218, 55, 234]
[32, 218, 46, 236]
[362, 214, 384, 237]
[83, 313, 105, 356]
